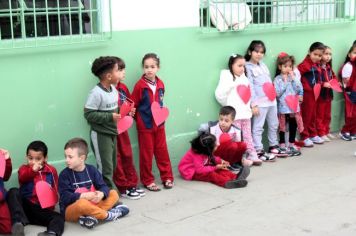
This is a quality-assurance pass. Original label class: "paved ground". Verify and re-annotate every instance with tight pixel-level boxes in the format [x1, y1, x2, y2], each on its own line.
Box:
[18, 139, 356, 236]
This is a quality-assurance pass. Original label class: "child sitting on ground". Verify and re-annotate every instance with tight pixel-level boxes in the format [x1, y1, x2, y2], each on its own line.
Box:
[178, 133, 250, 188]
[199, 106, 251, 169]
[58, 138, 129, 229]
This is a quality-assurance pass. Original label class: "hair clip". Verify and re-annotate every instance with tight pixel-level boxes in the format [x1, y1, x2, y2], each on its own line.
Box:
[231, 54, 237, 58]
[278, 52, 289, 58]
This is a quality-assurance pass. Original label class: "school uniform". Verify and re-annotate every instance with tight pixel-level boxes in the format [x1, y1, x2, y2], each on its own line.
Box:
[113, 82, 139, 193]
[298, 56, 323, 140]
[131, 75, 174, 186]
[316, 64, 335, 137]
[341, 62, 356, 134]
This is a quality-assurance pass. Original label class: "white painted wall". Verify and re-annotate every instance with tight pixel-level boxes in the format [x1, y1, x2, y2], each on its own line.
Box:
[101, 0, 200, 32]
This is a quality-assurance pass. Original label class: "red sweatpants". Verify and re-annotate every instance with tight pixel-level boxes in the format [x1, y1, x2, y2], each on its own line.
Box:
[214, 141, 247, 164]
[137, 125, 174, 186]
[316, 98, 332, 136]
[113, 131, 139, 193]
[341, 94, 356, 134]
[0, 202, 11, 234]
[193, 169, 236, 188]
[301, 90, 317, 140]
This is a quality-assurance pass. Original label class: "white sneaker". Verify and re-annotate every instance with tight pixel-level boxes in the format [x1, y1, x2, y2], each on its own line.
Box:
[310, 136, 324, 144]
[303, 138, 314, 147]
[320, 135, 331, 142]
[121, 188, 140, 200]
[327, 133, 336, 139]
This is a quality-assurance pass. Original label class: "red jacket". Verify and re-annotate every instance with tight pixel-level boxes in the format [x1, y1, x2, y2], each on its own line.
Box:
[131, 75, 166, 130]
[18, 163, 58, 208]
[116, 82, 132, 106]
[0, 158, 12, 202]
[298, 56, 322, 92]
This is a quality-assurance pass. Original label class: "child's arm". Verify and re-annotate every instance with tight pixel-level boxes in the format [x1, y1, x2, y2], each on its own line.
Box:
[0, 149, 12, 181]
[58, 171, 81, 207]
[274, 76, 287, 98]
[193, 155, 223, 175]
[92, 167, 110, 198]
[215, 70, 235, 106]
[18, 165, 37, 184]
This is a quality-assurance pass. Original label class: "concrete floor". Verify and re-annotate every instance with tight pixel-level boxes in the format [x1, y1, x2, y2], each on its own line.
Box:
[20, 139, 356, 236]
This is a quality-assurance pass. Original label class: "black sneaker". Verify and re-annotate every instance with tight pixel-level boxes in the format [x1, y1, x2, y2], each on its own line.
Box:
[350, 134, 356, 140]
[79, 216, 98, 229]
[269, 145, 289, 157]
[134, 187, 146, 197]
[37, 231, 56, 236]
[339, 132, 352, 141]
[224, 179, 248, 189]
[121, 188, 140, 200]
[228, 162, 242, 172]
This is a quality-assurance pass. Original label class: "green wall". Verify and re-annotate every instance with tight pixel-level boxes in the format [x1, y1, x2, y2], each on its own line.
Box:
[1, 23, 355, 187]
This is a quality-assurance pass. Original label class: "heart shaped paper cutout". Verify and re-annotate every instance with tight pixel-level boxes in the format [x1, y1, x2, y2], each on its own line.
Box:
[285, 95, 299, 113]
[35, 180, 58, 208]
[75, 185, 97, 205]
[329, 79, 342, 93]
[117, 116, 133, 134]
[119, 101, 132, 117]
[219, 133, 232, 144]
[0, 152, 5, 178]
[262, 82, 277, 101]
[151, 102, 169, 126]
[236, 85, 251, 104]
[313, 83, 321, 101]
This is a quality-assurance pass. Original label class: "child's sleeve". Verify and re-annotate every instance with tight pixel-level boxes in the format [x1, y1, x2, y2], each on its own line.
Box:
[3, 158, 12, 181]
[131, 83, 141, 109]
[92, 167, 109, 198]
[273, 77, 287, 98]
[58, 171, 81, 207]
[84, 90, 114, 124]
[215, 70, 235, 106]
[294, 77, 304, 96]
[18, 165, 37, 184]
[193, 156, 217, 175]
[245, 66, 258, 106]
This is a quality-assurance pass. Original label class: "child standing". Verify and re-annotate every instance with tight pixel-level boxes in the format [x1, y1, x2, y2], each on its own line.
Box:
[0, 148, 14, 235]
[339, 43, 356, 141]
[215, 54, 262, 165]
[18, 141, 64, 236]
[131, 53, 174, 191]
[244, 40, 285, 161]
[298, 42, 326, 147]
[114, 58, 145, 199]
[273, 53, 303, 156]
[59, 138, 129, 229]
[199, 106, 251, 168]
[316, 46, 336, 142]
[178, 133, 250, 188]
[84, 56, 123, 190]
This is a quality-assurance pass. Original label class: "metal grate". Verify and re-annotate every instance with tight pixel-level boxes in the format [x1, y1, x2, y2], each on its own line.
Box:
[0, 0, 112, 49]
[200, 0, 356, 32]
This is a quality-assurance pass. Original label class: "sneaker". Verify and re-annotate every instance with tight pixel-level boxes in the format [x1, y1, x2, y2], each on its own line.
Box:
[320, 135, 331, 142]
[288, 145, 301, 156]
[110, 204, 130, 218]
[269, 145, 289, 157]
[228, 162, 242, 171]
[350, 134, 356, 140]
[327, 133, 336, 139]
[224, 179, 248, 189]
[79, 216, 98, 229]
[134, 187, 146, 197]
[257, 150, 277, 162]
[122, 188, 140, 200]
[12, 222, 24, 236]
[303, 138, 314, 147]
[37, 231, 56, 236]
[242, 158, 253, 167]
[310, 136, 324, 144]
[339, 132, 352, 141]
[236, 166, 250, 180]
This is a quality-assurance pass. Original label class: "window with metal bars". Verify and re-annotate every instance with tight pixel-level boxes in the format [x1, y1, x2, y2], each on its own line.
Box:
[0, 0, 111, 48]
[200, 0, 356, 32]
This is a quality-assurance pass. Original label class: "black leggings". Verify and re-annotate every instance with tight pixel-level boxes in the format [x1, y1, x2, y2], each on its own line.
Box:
[279, 114, 297, 144]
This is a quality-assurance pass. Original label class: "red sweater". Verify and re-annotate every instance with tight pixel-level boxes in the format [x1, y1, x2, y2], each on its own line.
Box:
[0, 158, 12, 202]
[298, 56, 322, 92]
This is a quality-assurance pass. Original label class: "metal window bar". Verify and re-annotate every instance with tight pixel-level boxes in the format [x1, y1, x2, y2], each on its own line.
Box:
[0, 0, 112, 49]
[200, 0, 356, 33]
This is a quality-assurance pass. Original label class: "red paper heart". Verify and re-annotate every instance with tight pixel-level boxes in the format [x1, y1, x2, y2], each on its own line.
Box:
[0, 152, 5, 178]
[119, 101, 134, 117]
[285, 95, 299, 113]
[262, 82, 277, 101]
[151, 102, 169, 126]
[329, 79, 342, 93]
[236, 85, 251, 104]
[219, 133, 232, 144]
[75, 185, 97, 205]
[313, 83, 321, 101]
[117, 116, 133, 134]
[35, 180, 58, 208]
